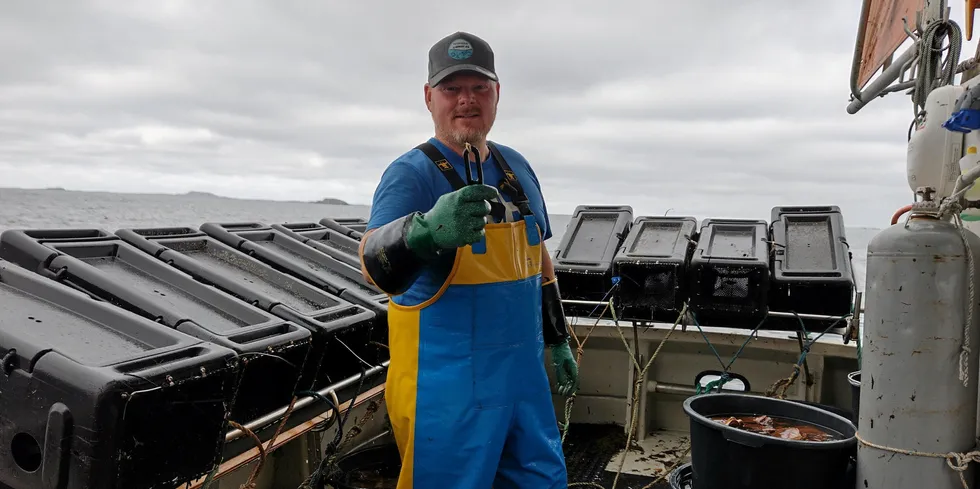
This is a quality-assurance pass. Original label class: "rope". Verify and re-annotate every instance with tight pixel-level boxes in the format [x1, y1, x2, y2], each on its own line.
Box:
[227, 349, 310, 489]
[560, 295, 612, 444]
[234, 395, 299, 488]
[561, 299, 842, 488]
[605, 302, 686, 489]
[955, 210, 975, 388]
[765, 364, 802, 399]
[697, 373, 731, 394]
[300, 365, 375, 489]
[161, 346, 309, 489]
[856, 432, 980, 489]
[939, 193, 976, 388]
[765, 313, 848, 398]
[229, 344, 315, 489]
[559, 290, 690, 489]
[227, 420, 266, 488]
[853, 293, 863, 367]
[912, 19, 962, 115]
[688, 311, 768, 391]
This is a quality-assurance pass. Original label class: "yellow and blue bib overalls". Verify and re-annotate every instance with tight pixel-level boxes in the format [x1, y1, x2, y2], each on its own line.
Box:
[384, 142, 568, 488]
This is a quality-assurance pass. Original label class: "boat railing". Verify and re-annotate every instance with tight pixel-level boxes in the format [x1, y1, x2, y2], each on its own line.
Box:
[560, 295, 862, 344]
[224, 360, 390, 443]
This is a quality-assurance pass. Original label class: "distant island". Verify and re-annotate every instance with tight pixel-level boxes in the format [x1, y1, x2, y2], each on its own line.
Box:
[313, 197, 349, 205]
[2, 186, 360, 206]
[183, 191, 348, 205]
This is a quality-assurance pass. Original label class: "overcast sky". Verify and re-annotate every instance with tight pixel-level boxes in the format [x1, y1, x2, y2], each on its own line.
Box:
[0, 1, 974, 228]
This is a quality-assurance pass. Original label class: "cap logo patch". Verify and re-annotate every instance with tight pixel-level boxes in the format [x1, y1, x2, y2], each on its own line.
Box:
[448, 39, 473, 60]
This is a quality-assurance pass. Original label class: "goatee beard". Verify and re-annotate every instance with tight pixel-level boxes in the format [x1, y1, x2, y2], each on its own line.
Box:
[446, 126, 490, 147]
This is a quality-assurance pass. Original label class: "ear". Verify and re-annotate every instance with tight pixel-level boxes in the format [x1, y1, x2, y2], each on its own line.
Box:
[424, 83, 433, 112]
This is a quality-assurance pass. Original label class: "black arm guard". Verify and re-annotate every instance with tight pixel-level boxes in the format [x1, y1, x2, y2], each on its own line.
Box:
[361, 214, 429, 296]
[542, 278, 571, 346]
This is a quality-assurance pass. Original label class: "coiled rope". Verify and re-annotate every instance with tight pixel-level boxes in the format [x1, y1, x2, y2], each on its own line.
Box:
[912, 19, 962, 115]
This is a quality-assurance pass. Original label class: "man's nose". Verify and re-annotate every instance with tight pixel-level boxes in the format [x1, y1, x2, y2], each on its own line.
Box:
[457, 87, 479, 101]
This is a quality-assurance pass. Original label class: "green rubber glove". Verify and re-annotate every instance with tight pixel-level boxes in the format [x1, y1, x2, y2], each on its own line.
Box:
[406, 184, 498, 258]
[551, 340, 579, 396]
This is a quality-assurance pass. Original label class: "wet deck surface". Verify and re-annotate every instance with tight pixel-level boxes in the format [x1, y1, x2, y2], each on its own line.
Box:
[320, 423, 691, 488]
[563, 424, 690, 488]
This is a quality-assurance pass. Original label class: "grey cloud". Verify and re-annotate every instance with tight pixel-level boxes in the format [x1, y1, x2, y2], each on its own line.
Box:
[0, 0, 961, 226]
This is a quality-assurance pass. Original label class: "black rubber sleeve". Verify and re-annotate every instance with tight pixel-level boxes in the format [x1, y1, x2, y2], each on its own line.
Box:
[361, 214, 428, 296]
[542, 278, 571, 346]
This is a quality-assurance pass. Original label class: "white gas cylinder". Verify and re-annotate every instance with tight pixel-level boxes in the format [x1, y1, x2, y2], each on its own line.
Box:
[907, 84, 966, 200]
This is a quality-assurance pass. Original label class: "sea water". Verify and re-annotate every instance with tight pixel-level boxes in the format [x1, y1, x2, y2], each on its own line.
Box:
[0, 187, 876, 292]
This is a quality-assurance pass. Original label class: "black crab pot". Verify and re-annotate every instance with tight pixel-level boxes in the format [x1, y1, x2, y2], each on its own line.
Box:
[0, 259, 240, 489]
[0, 228, 314, 424]
[114, 226, 381, 391]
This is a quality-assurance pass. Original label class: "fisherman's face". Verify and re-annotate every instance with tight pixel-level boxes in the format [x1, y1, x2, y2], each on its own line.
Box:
[425, 72, 499, 147]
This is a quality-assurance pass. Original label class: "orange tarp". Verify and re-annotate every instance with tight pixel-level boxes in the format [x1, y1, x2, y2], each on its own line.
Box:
[857, 0, 924, 89]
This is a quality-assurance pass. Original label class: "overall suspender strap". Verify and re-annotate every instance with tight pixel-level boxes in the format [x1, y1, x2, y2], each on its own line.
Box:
[415, 142, 466, 190]
[414, 141, 534, 218]
[486, 141, 533, 217]
[485, 141, 526, 201]
[415, 141, 506, 221]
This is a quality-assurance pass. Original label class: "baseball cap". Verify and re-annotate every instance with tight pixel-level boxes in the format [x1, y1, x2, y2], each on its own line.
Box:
[427, 31, 497, 86]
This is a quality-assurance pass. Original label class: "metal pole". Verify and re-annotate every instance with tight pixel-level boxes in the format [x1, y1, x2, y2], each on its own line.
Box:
[560, 299, 857, 322]
[646, 380, 698, 396]
[848, 0, 874, 101]
[847, 46, 918, 114]
[225, 360, 389, 442]
[646, 380, 766, 397]
[766, 310, 849, 322]
[560, 299, 613, 307]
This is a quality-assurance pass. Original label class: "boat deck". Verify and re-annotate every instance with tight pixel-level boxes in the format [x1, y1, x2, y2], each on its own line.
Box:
[564, 424, 689, 489]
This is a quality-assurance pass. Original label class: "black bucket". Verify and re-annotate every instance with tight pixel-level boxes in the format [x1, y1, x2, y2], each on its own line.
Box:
[682, 393, 856, 489]
[669, 462, 693, 489]
[325, 443, 401, 489]
[847, 370, 860, 423]
[789, 399, 854, 425]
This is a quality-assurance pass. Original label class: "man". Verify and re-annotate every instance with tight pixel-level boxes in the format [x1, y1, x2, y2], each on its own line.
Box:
[358, 31, 578, 489]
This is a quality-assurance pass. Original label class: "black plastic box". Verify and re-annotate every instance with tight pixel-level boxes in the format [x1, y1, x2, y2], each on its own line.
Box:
[319, 216, 367, 238]
[271, 221, 362, 269]
[687, 218, 771, 326]
[612, 216, 697, 323]
[768, 206, 855, 318]
[0, 228, 313, 423]
[199, 222, 388, 318]
[552, 205, 633, 318]
[0, 258, 239, 489]
[115, 226, 382, 390]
